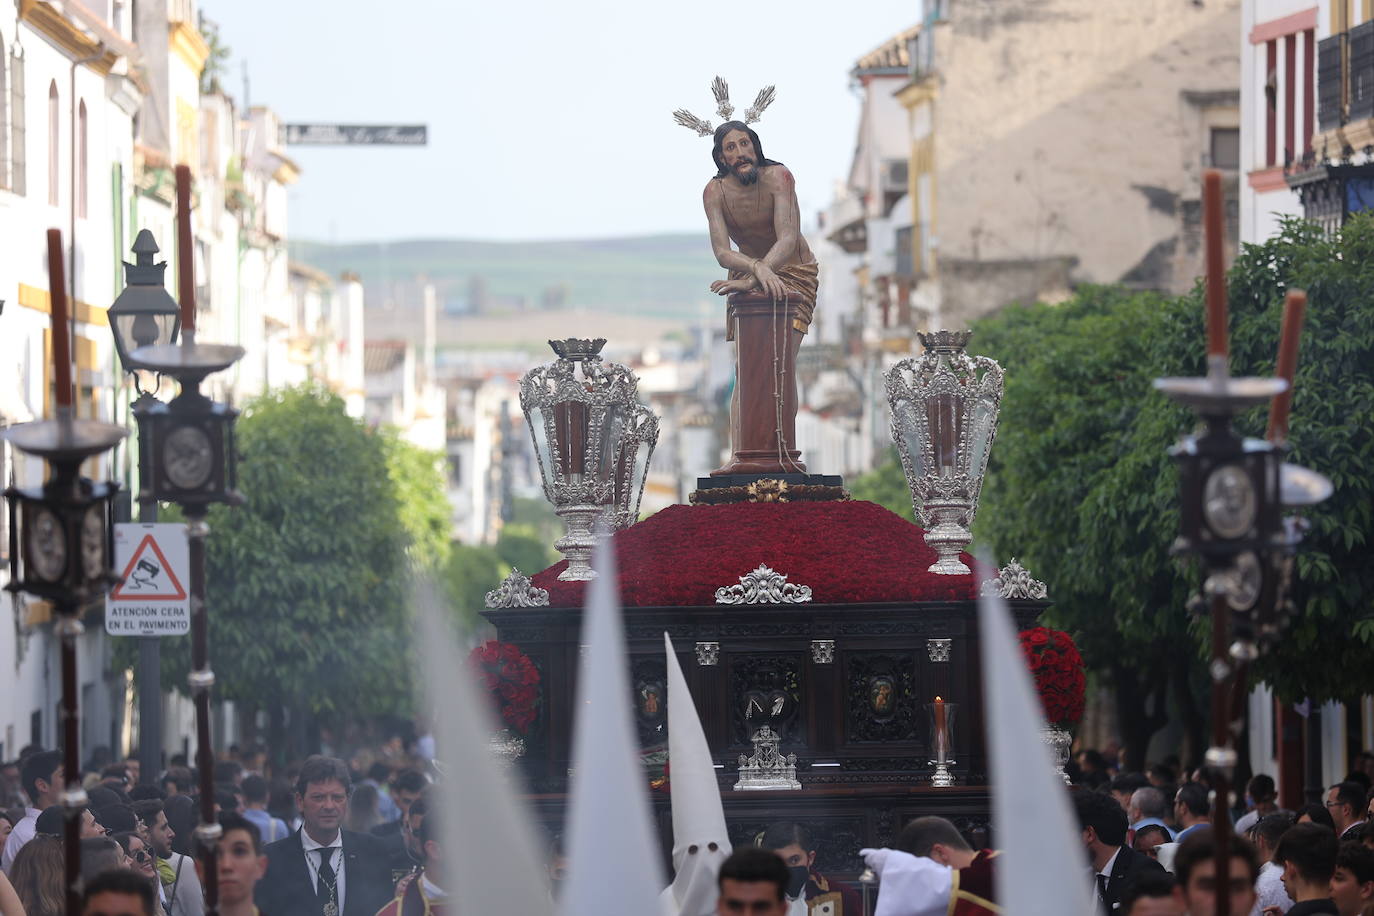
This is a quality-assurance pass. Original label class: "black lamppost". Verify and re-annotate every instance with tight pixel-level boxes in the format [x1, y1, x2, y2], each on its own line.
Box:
[1155, 171, 1331, 916]
[127, 165, 244, 916]
[3, 230, 125, 914]
[108, 228, 183, 788]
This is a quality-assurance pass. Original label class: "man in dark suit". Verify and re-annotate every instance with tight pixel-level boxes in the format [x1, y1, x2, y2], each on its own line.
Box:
[254, 755, 395, 916]
[1074, 789, 1167, 913]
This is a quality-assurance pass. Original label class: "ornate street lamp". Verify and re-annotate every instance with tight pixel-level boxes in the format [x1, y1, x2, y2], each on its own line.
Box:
[520, 338, 656, 580]
[3, 230, 125, 914]
[126, 165, 243, 916]
[1155, 171, 1331, 916]
[885, 330, 1004, 575]
[108, 229, 184, 788]
[107, 229, 181, 372]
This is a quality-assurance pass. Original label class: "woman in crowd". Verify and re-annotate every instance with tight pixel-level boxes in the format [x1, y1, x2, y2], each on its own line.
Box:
[115, 829, 168, 915]
[9, 833, 65, 916]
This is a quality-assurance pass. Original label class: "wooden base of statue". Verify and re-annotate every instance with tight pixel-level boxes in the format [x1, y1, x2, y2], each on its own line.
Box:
[712, 292, 806, 476]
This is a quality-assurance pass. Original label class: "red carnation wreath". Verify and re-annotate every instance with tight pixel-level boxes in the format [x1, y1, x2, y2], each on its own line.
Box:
[467, 640, 541, 735]
[1018, 627, 1087, 729]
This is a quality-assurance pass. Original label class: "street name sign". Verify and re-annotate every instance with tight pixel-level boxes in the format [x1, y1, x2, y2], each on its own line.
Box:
[281, 124, 428, 146]
[105, 523, 190, 636]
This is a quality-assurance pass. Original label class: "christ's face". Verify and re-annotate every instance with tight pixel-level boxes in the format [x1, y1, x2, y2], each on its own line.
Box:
[721, 129, 760, 184]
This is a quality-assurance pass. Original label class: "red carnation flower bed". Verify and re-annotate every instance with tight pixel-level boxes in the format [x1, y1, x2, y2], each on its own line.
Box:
[529, 500, 976, 607]
[467, 640, 541, 734]
[1018, 627, 1086, 728]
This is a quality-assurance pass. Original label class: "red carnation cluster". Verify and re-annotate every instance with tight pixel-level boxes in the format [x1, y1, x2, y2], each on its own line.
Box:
[467, 640, 541, 735]
[1018, 627, 1087, 729]
[529, 501, 978, 607]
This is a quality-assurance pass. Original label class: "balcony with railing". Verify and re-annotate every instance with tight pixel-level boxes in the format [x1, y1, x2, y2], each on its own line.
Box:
[1291, 23, 1374, 233]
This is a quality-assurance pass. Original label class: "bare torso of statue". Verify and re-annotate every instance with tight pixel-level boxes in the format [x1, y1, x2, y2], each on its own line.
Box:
[702, 129, 814, 301]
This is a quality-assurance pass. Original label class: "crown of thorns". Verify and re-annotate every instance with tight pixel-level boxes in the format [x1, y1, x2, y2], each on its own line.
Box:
[672, 76, 777, 137]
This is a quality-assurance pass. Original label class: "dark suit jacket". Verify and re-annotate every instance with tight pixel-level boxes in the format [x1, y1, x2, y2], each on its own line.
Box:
[255, 829, 395, 916]
[1100, 845, 1167, 913]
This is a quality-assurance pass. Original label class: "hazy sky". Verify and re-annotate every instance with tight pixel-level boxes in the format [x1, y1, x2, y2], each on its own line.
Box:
[205, 0, 919, 243]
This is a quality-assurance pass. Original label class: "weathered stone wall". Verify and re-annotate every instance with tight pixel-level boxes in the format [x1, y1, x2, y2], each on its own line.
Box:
[928, 0, 1241, 325]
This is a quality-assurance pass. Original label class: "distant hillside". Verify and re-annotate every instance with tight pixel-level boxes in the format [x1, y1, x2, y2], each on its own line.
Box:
[289, 234, 719, 321]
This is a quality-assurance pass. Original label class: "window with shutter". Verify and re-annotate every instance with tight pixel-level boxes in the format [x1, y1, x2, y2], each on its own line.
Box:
[1318, 34, 1345, 132]
[1349, 21, 1374, 122]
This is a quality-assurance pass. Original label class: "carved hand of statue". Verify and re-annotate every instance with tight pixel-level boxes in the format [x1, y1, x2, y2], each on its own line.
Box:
[710, 277, 755, 296]
[752, 261, 787, 301]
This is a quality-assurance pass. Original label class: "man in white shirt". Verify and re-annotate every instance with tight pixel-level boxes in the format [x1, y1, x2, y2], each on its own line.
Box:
[1248, 812, 1296, 916]
[1235, 775, 1283, 836]
[1, 750, 62, 873]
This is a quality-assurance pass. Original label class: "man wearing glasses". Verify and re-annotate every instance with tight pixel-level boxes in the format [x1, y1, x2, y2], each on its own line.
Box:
[1327, 783, 1368, 841]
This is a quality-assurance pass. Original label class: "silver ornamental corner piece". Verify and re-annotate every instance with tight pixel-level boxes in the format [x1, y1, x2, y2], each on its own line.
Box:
[979, 558, 1048, 600]
[695, 641, 720, 666]
[734, 725, 801, 791]
[715, 565, 813, 605]
[811, 639, 835, 664]
[927, 638, 952, 663]
[484, 568, 550, 608]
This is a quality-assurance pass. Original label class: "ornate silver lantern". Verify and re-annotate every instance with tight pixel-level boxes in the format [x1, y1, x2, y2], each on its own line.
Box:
[886, 330, 1004, 575]
[520, 339, 656, 580]
[611, 401, 658, 532]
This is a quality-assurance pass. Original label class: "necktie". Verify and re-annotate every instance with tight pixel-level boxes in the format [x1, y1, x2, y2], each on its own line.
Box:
[316, 848, 339, 916]
[1096, 872, 1110, 910]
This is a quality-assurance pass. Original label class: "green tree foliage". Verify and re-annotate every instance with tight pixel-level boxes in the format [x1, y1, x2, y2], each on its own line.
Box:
[379, 430, 451, 571]
[973, 218, 1374, 764]
[154, 386, 444, 746]
[1220, 218, 1374, 702]
[970, 285, 1205, 767]
[849, 217, 1374, 765]
[848, 448, 915, 521]
[495, 530, 554, 578]
[443, 544, 505, 624]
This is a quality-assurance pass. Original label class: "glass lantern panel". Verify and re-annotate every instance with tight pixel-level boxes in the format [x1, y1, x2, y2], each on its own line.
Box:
[553, 400, 589, 481]
[968, 397, 996, 475]
[527, 405, 555, 490]
[629, 430, 652, 513]
[925, 391, 965, 476]
[893, 397, 927, 480]
[595, 404, 626, 485]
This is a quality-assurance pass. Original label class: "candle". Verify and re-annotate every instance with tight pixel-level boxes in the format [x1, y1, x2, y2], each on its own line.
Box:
[934, 696, 947, 763]
[1266, 289, 1307, 443]
[176, 164, 196, 334]
[1203, 170, 1229, 360]
[46, 229, 73, 410]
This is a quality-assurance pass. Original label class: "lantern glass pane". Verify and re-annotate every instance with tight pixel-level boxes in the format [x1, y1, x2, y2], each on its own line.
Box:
[527, 405, 555, 492]
[926, 391, 963, 476]
[628, 433, 651, 517]
[893, 398, 927, 480]
[969, 397, 996, 474]
[595, 404, 625, 485]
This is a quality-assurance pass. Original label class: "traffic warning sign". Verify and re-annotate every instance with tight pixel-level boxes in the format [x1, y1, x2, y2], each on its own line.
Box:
[105, 524, 190, 636]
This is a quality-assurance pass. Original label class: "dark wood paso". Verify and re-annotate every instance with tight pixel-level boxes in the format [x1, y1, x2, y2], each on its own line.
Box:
[483, 596, 1047, 874]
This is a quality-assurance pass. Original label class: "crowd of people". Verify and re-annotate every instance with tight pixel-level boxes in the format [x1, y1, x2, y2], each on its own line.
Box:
[0, 738, 1371, 915]
[0, 743, 444, 916]
[849, 756, 1374, 916]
